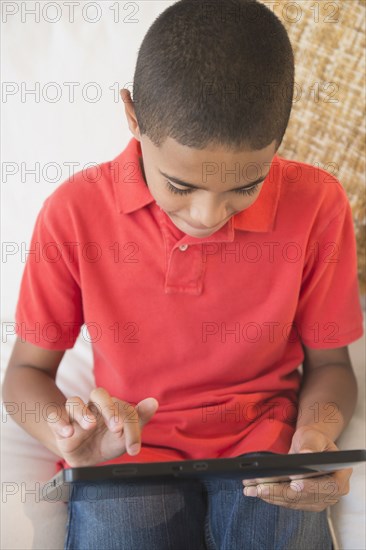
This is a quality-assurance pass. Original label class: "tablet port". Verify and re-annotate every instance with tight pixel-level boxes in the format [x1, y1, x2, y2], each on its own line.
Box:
[171, 465, 183, 472]
[194, 462, 208, 471]
[239, 461, 259, 468]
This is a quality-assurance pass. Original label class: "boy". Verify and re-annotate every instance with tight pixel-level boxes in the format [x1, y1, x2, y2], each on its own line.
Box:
[3, 0, 364, 548]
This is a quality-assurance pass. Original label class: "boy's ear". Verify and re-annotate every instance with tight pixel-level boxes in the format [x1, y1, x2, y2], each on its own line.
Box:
[120, 88, 141, 141]
[120, 88, 132, 103]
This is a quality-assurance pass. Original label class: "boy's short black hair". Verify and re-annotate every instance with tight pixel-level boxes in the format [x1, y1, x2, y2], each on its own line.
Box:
[132, 0, 295, 151]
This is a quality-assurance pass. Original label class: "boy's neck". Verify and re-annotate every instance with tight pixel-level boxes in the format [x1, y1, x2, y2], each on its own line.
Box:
[139, 157, 148, 186]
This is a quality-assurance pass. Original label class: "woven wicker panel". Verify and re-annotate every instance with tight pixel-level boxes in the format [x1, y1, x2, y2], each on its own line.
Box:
[260, 0, 365, 293]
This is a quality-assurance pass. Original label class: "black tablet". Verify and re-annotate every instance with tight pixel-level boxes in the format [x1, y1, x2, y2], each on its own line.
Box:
[42, 449, 366, 502]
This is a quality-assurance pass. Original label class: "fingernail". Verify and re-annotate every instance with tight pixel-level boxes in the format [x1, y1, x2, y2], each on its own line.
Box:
[290, 481, 304, 492]
[244, 486, 257, 497]
[61, 426, 72, 436]
[129, 443, 140, 455]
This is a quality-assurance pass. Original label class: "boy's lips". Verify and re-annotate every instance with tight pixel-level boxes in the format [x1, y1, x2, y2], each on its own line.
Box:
[187, 222, 219, 230]
[183, 216, 232, 232]
[166, 212, 233, 235]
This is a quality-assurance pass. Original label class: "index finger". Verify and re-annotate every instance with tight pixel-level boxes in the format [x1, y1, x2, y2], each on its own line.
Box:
[89, 387, 142, 454]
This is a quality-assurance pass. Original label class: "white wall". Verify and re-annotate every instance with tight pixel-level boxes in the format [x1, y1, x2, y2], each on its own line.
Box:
[2, 0, 175, 321]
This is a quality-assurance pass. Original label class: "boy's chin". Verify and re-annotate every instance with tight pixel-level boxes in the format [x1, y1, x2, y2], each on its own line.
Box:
[168, 213, 223, 238]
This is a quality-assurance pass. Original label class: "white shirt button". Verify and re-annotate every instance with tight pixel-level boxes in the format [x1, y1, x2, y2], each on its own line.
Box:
[179, 244, 189, 251]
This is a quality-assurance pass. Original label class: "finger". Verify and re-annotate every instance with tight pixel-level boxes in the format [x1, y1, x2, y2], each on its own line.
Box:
[89, 388, 117, 428]
[90, 388, 134, 430]
[242, 476, 276, 487]
[242, 478, 260, 487]
[286, 474, 334, 498]
[116, 396, 159, 454]
[244, 477, 342, 510]
[293, 473, 338, 496]
[135, 397, 159, 428]
[244, 481, 305, 507]
[258, 488, 340, 512]
[242, 481, 257, 487]
[65, 396, 97, 430]
[45, 401, 75, 438]
[111, 397, 142, 454]
[89, 388, 142, 454]
[288, 472, 321, 481]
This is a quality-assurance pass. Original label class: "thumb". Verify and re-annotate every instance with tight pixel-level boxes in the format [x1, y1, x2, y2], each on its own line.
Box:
[289, 426, 332, 455]
[288, 426, 338, 484]
[135, 397, 159, 427]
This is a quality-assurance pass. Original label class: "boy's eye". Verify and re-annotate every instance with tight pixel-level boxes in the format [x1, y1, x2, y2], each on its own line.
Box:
[165, 180, 193, 195]
[165, 180, 260, 196]
[234, 183, 260, 196]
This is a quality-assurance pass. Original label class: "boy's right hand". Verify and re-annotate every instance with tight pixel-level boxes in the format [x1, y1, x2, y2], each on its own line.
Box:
[46, 387, 159, 467]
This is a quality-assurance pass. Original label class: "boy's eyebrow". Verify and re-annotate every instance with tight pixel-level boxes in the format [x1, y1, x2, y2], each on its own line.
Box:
[158, 170, 269, 191]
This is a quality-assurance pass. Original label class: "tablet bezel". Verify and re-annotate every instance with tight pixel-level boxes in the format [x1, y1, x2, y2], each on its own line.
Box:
[41, 449, 366, 502]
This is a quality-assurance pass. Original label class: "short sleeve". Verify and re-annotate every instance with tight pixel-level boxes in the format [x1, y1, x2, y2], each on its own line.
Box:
[295, 201, 364, 349]
[15, 202, 84, 350]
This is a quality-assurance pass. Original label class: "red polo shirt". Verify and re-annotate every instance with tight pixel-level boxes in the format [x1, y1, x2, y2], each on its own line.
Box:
[14, 137, 364, 472]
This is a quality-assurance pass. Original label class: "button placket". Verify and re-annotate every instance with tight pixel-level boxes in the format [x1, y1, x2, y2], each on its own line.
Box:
[165, 244, 205, 294]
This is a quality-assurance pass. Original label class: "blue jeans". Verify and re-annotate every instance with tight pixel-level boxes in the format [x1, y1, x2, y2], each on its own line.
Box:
[64, 477, 333, 550]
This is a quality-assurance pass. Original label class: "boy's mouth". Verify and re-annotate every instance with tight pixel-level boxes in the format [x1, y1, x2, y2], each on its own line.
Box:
[171, 214, 231, 235]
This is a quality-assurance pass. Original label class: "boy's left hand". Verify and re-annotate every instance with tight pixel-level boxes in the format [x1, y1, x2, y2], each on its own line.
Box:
[242, 425, 352, 511]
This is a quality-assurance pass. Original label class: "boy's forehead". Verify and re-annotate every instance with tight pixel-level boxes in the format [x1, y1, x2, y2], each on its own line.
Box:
[141, 135, 277, 180]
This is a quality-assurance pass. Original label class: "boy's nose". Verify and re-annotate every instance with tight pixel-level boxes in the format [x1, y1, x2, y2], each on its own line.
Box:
[189, 200, 229, 229]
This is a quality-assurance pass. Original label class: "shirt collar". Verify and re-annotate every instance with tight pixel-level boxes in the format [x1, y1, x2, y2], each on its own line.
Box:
[112, 137, 281, 233]
[232, 158, 281, 233]
[112, 138, 155, 214]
